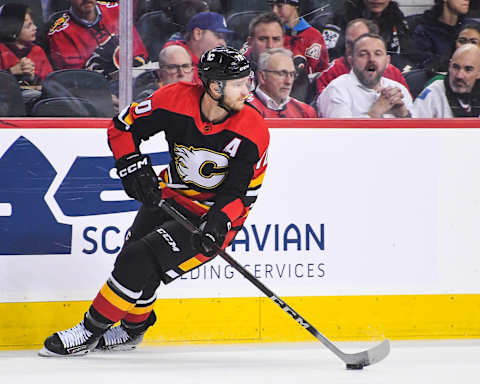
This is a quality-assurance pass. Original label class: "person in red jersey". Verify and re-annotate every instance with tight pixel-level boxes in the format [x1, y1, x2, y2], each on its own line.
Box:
[250, 47, 317, 117]
[268, 0, 329, 74]
[39, 46, 270, 357]
[163, 11, 233, 83]
[0, 3, 52, 84]
[315, 18, 409, 100]
[47, 0, 148, 79]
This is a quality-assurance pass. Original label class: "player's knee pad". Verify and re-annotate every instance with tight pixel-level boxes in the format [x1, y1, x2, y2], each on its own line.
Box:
[112, 240, 158, 291]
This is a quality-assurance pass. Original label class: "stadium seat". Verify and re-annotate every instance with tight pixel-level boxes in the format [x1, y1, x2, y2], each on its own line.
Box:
[226, 10, 263, 49]
[224, 0, 269, 15]
[135, 10, 180, 61]
[403, 69, 432, 100]
[0, 71, 26, 117]
[133, 70, 159, 100]
[301, 0, 336, 22]
[41, 69, 115, 117]
[30, 97, 98, 117]
[308, 12, 333, 31]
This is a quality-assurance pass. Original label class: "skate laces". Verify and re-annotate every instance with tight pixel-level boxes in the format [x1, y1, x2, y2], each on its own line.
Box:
[102, 325, 130, 346]
[57, 321, 93, 348]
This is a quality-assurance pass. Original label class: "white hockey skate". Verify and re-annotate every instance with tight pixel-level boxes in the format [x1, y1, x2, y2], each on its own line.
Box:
[39, 320, 103, 357]
[95, 311, 156, 352]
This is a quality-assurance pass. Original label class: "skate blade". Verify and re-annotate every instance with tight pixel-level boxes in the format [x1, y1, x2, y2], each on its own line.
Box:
[94, 345, 138, 352]
[38, 346, 90, 357]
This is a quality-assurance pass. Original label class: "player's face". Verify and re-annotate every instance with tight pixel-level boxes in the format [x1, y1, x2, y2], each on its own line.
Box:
[446, 0, 470, 15]
[363, 0, 390, 15]
[18, 13, 37, 44]
[222, 77, 251, 112]
[351, 37, 389, 89]
[448, 48, 480, 93]
[259, 53, 295, 104]
[248, 22, 284, 59]
[456, 29, 480, 49]
[270, 3, 298, 24]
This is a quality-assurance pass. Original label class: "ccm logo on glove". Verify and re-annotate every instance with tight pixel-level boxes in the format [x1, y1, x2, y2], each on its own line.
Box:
[117, 156, 149, 177]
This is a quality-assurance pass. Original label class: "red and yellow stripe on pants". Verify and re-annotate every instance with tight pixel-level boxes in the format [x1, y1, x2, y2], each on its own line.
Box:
[91, 278, 140, 323]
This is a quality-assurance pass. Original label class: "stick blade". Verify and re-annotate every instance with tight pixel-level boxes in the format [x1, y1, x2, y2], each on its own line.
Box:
[343, 339, 390, 369]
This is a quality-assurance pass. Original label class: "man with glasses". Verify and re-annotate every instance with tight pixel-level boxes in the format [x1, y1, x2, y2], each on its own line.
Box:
[250, 47, 317, 117]
[134, 45, 195, 101]
[157, 45, 194, 86]
[163, 11, 232, 83]
[318, 33, 412, 118]
[413, 43, 480, 118]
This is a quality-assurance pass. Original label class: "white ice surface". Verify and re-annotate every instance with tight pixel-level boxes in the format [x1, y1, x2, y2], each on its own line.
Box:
[1, 340, 479, 384]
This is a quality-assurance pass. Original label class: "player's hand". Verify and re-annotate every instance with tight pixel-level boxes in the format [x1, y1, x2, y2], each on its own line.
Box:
[192, 210, 231, 257]
[115, 152, 162, 208]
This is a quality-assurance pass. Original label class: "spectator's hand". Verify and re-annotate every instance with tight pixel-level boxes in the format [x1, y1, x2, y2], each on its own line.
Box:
[115, 152, 163, 209]
[20, 57, 35, 81]
[381, 86, 410, 118]
[192, 210, 231, 257]
[369, 86, 408, 118]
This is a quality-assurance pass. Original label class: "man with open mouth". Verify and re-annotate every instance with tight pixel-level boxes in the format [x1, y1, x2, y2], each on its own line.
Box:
[317, 33, 413, 118]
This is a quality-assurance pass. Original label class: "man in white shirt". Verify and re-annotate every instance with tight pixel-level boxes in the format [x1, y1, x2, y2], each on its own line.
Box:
[317, 33, 412, 118]
[413, 44, 480, 118]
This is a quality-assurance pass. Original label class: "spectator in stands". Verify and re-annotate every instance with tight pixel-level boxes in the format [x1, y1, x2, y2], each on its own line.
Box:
[456, 22, 480, 49]
[413, 43, 480, 118]
[413, 0, 470, 74]
[47, 0, 148, 80]
[317, 33, 413, 118]
[0, 3, 52, 84]
[322, 0, 420, 72]
[168, 0, 210, 41]
[250, 47, 317, 117]
[134, 45, 194, 100]
[162, 11, 232, 82]
[244, 12, 284, 73]
[315, 18, 409, 98]
[268, 0, 329, 74]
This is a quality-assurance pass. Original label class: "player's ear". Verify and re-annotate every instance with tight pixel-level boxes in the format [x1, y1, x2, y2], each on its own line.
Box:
[209, 81, 221, 96]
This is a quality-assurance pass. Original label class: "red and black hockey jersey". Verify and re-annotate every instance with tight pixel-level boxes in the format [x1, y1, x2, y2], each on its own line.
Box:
[108, 82, 269, 242]
[284, 17, 329, 74]
[47, 1, 148, 70]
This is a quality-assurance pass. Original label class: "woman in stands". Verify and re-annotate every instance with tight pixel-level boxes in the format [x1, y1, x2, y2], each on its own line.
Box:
[0, 3, 52, 85]
[412, 0, 470, 73]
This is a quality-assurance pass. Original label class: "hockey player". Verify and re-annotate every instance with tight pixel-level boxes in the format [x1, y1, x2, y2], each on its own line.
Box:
[39, 46, 269, 357]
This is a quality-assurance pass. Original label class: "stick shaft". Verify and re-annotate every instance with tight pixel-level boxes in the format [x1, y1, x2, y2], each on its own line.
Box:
[159, 200, 348, 360]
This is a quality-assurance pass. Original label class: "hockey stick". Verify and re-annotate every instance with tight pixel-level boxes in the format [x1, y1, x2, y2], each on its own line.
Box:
[159, 200, 390, 369]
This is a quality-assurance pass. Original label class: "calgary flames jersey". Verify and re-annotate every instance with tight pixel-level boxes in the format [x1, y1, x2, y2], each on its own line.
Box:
[47, 1, 148, 70]
[108, 82, 269, 236]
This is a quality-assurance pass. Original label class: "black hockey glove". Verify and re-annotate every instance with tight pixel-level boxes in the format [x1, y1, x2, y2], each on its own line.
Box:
[116, 153, 162, 208]
[192, 210, 231, 257]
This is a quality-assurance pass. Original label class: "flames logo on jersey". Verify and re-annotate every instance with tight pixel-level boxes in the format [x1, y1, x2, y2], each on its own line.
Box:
[305, 43, 322, 60]
[48, 13, 70, 35]
[174, 144, 229, 189]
